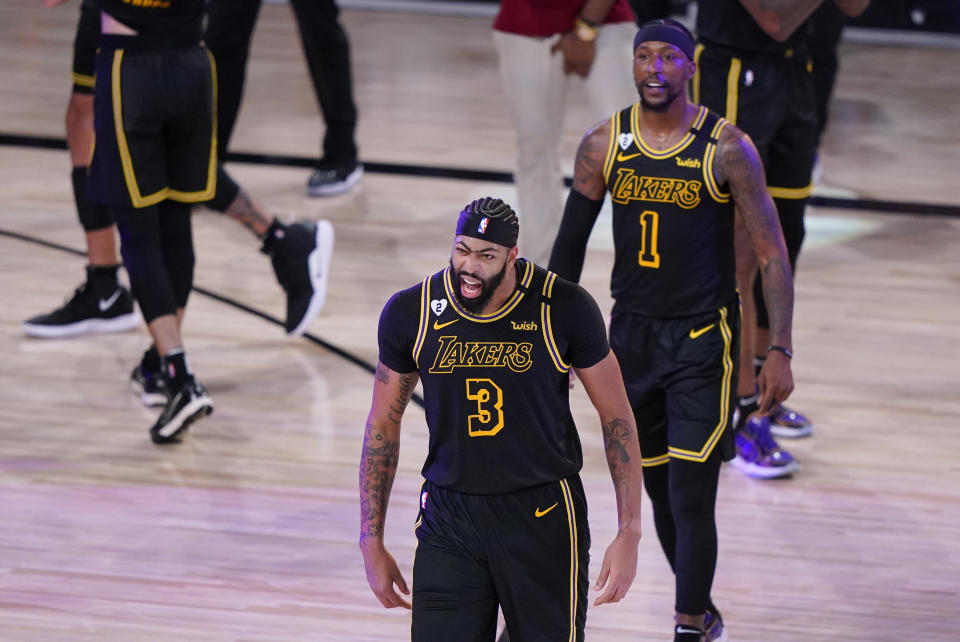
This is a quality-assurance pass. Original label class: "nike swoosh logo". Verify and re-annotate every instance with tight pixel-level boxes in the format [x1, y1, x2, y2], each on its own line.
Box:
[535, 502, 558, 518]
[676, 627, 702, 634]
[433, 319, 459, 330]
[689, 323, 715, 339]
[616, 151, 645, 162]
[98, 289, 122, 312]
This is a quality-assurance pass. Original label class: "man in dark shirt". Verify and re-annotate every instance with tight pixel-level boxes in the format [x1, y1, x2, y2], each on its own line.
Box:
[359, 197, 644, 641]
[549, 20, 797, 641]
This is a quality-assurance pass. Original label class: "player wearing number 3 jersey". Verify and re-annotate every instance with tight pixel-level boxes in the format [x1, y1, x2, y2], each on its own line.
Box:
[548, 19, 796, 641]
[359, 197, 645, 641]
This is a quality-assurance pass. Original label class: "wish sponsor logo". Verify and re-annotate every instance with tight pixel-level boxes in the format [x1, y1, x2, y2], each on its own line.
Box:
[676, 157, 701, 169]
[510, 320, 538, 331]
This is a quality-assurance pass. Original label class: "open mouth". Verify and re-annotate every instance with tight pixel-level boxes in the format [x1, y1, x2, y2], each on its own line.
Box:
[643, 79, 667, 93]
[460, 275, 482, 299]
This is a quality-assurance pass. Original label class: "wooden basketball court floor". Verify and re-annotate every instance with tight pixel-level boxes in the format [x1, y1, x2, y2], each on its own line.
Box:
[1, 3, 959, 640]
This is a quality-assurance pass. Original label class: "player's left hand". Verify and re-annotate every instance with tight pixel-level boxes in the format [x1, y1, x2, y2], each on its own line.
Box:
[757, 350, 794, 415]
[592, 530, 640, 605]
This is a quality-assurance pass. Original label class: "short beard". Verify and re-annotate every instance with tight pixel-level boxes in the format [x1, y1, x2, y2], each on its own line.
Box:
[638, 86, 681, 113]
[450, 258, 509, 313]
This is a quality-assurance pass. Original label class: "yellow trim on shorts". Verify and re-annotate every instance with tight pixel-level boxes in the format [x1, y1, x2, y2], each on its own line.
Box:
[560, 479, 578, 642]
[71, 72, 95, 89]
[768, 182, 814, 200]
[641, 453, 671, 468]
[691, 43, 705, 104]
[111, 50, 168, 208]
[725, 57, 742, 125]
[668, 306, 734, 462]
[111, 49, 218, 208]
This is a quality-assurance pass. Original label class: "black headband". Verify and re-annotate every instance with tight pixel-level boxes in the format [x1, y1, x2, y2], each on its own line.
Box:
[455, 208, 518, 248]
[633, 20, 695, 61]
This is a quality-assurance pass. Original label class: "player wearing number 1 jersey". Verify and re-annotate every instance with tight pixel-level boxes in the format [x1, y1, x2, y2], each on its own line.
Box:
[359, 197, 644, 641]
[549, 20, 797, 641]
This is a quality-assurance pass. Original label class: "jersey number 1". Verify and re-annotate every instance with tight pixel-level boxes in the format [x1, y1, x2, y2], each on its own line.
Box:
[638, 210, 661, 268]
[466, 378, 504, 437]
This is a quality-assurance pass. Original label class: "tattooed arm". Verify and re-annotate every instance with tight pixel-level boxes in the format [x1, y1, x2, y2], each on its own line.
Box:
[548, 119, 611, 282]
[574, 350, 644, 606]
[358, 361, 419, 609]
[715, 125, 795, 412]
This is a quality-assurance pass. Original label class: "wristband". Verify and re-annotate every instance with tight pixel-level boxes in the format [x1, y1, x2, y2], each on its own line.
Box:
[575, 18, 599, 42]
[767, 345, 793, 359]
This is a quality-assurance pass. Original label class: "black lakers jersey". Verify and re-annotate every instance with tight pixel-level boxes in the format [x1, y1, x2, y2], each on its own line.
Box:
[696, 0, 811, 53]
[602, 105, 736, 318]
[378, 260, 610, 494]
[93, 0, 203, 37]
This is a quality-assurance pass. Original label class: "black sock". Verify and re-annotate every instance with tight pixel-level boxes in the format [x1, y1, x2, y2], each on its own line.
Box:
[86, 264, 120, 293]
[735, 393, 759, 432]
[141, 345, 161, 373]
[161, 348, 191, 388]
[674, 624, 703, 641]
[259, 218, 287, 254]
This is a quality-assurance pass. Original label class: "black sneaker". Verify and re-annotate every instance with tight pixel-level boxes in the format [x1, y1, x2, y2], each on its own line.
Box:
[306, 160, 362, 197]
[22, 283, 139, 338]
[149, 377, 213, 444]
[263, 220, 335, 336]
[130, 364, 168, 407]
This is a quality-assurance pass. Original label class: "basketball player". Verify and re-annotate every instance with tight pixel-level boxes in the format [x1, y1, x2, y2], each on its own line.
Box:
[549, 20, 797, 640]
[26, 0, 334, 345]
[71, 0, 235, 443]
[359, 197, 644, 641]
[694, 0, 870, 446]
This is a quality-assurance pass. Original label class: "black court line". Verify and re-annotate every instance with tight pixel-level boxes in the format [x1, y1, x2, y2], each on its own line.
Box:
[3, 132, 958, 218]
[0, 227, 425, 409]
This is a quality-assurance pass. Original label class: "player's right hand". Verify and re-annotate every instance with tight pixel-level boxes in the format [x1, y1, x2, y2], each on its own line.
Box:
[360, 540, 411, 609]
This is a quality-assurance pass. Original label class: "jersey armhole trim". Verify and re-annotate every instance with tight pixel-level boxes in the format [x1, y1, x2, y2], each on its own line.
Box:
[412, 276, 431, 368]
[704, 118, 731, 202]
[602, 113, 620, 185]
[540, 272, 570, 374]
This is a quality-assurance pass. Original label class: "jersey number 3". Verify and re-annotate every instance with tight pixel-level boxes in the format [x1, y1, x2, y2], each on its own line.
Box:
[638, 210, 661, 268]
[466, 378, 504, 437]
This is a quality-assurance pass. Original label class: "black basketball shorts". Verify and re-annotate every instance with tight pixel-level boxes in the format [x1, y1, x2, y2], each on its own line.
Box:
[610, 300, 740, 467]
[412, 477, 590, 642]
[693, 40, 818, 199]
[88, 37, 217, 208]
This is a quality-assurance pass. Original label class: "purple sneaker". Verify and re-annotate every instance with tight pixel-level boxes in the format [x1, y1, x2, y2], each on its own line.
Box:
[703, 607, 728, 642]
[770, 403, 814, 438]
[730, 415, 800, 479]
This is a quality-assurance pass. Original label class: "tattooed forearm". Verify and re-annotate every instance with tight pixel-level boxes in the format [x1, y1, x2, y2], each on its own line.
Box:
[602, 417, 633, 490]
[359, 424, 400, 543]
[224, 189, 271, 237]
[375, 362, 391, 385]
[386, 373, 417, 426]
[760, 256, 794, 345]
